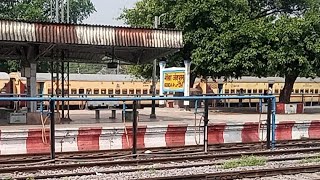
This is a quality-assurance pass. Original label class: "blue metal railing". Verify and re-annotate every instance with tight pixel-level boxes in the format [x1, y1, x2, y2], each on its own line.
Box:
[0, 95, 277, 159]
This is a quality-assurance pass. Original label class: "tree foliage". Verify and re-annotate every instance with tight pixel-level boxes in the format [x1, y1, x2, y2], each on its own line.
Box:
[0, 0, 95, 23]
[0, 0, 96, 73]
[121, 0, 320, 103]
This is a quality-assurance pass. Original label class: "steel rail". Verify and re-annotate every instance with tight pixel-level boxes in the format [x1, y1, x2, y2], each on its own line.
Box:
[12, 153, 320, 180]
[2, 146, 320, 174]
[0, 142, 262, 165]
[140, 164, 320, 180]
[1, 139, 320, 165]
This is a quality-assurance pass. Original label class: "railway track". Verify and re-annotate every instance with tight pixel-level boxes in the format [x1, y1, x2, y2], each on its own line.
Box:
[8, 148, 320, 180]
[138, 164, 320, 180]
[1, 138, 320, 165]
[2, 139, 320, 179]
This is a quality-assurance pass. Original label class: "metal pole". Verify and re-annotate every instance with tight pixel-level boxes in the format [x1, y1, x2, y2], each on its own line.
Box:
[67, 61, 70, 119]
[266, 98, 272, 149]
[55, 0, 59, 23]
[51, 61, 54, 97]
[56, 61, 60, 112]
[132, 100, 138, 158]
[150, 59, 157, 119]
[61, 0, 65, 23]
[50, 99, 55, 160]
[204, 99, 209, 153]
[271, 97, 276, 149]
[61, 53, 65, 119]
[50, 0, 53, 22]
[150, 16, 159, 119]
[67, 0, 70, 23]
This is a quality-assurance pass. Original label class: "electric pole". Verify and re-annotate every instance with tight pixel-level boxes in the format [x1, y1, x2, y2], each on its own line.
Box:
[150, 16, 159, 119]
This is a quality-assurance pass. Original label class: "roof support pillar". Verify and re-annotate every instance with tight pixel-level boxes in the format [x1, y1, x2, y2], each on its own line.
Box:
[184, 60, 191, 111]
[159, 60, 166, 108]
[21, 45, 39, 112]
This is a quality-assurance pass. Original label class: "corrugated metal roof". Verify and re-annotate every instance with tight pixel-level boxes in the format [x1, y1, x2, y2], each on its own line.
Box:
[0, 20, 183, 48]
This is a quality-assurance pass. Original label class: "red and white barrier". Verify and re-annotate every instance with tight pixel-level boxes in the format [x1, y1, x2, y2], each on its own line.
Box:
[259, 103, 304, 114]
[1, 120, 320, 155]
[276, 103, 304, 114]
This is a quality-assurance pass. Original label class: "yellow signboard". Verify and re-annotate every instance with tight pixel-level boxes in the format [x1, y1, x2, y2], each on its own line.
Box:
[163, 71, 185, 92]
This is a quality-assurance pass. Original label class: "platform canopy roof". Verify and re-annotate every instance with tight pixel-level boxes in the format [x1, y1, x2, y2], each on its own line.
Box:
[0, 19, 183, 64]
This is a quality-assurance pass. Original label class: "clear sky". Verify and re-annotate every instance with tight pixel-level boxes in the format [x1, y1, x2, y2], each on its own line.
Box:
[83, 0, 138, 26]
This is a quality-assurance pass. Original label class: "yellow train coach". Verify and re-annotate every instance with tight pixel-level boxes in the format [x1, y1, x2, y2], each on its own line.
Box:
[199, 76, 320, 106]
[9, 72, 160, 109]
[6, 72, 320, 109]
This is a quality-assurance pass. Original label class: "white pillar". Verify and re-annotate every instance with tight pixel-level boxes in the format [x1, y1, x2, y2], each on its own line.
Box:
[30, 63, 37, 112]
[24, 63, 37, 112]
[159, 61, 166, 107]
[184, 60, 191, 110]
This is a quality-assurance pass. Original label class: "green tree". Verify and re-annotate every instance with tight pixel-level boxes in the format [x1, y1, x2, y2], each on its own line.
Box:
[121, 0, 320, 103]
[193, 2, 320, 103]
[0, 0, 95, 23]
[0, 0, 96, 73]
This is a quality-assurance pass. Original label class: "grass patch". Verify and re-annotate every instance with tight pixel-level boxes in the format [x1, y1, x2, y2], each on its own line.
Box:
[222, 155, 266, 169]
[301, 154, 320, 163]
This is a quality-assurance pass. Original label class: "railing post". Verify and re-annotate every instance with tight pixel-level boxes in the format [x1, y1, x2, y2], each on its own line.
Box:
[271, 97, 277, 149]
[266, 98, 272, 149]
[204, 99, 209, 153]
[132, 100, 138, 158]
[50, 99, 55, 160]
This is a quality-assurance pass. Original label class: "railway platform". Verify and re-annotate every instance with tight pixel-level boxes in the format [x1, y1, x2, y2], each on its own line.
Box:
[0, 107, 319, 129]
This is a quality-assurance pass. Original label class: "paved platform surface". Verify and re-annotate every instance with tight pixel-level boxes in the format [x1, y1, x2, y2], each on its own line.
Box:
[0, 107, 319, 130]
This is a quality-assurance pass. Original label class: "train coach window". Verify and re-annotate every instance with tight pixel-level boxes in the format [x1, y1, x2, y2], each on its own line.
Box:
[310, 89, 314, 94]
[315, 89, 319, 94]
[275, 89, 279, 94]
[143, 89, 148, 94]
[48, 89, 52, 94]
[300, 89, 304, 93]
[71, 89, 77, 94]
[79, 89, 84, 94]
[305, 89, 309, 94]
[108, 89, 113, 94]
[258, 89, 263, 94]
[101, 89, 106, 94]
[64, 89, 69, 95]
[247, 89, 252, 94]
[129, 89, 134, 94]
[156, 90, 160, 94]
[94, 89, 99, 94]
[253, 89, 257, 94]
[136, 89, 141, 94]
[86, 89, 92, 94]
[231, 89, 235, 94]
[295, 89, 299, 94]
[122, 89, 127, 94]
[225, 89, 229, 94]
[115, 89, 120, 94]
